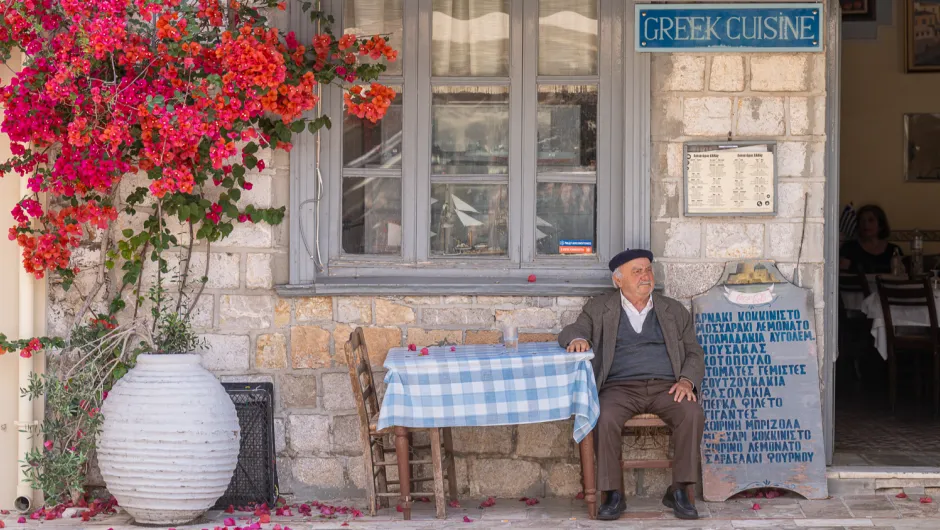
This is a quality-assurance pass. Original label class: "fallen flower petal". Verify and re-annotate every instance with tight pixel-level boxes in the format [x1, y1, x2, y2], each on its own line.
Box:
[408, 344, 417, 351]
[395, 504, 403, 513]
[463, 515, 473, 523]
[527, 274, 536, 283]
[225, 505, 235, 514]
[418, 497, 430, 502]
[420, 348, 429, 355]
[479, 497, 496, 508]
[751, 503, 761, 510]
[525, 498, 539, 506]
[921, 496, 933, 504]
[259, 514, 270, 523]
[223, 517, 236, 526]
[897, 492, 908, 499]
[16, 518, 25, 524]
[575, 492, 585, 500]
[341, 523, 349, 527]
[450, 346, 456, 351]
[448, 500, 461, 508]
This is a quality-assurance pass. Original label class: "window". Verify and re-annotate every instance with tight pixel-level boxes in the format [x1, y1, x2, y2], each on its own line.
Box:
[286, 0, 650, 293]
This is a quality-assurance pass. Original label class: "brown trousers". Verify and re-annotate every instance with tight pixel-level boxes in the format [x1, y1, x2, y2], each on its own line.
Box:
[596, 379, 705, 492]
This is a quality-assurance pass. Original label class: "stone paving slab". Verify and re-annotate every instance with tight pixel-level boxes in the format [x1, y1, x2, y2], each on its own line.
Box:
[1, 495, 939, 529]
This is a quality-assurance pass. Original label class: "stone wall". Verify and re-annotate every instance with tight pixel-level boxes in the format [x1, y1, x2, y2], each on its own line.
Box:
[67, 51, 828, 501]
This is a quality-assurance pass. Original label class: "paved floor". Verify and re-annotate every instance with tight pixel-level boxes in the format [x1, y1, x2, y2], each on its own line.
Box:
[5, 493, 940, 529]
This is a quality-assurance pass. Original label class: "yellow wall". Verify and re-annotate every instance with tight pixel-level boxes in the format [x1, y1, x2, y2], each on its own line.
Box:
[841, 1, 940, 233]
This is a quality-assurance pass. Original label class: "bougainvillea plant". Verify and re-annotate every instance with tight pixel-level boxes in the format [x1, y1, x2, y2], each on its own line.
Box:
[0, 0, 396, 355]
[0, 0, 396, 504]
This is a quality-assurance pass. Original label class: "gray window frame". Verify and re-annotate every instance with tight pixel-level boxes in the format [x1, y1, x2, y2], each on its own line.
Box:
[283, 0, 650, 296]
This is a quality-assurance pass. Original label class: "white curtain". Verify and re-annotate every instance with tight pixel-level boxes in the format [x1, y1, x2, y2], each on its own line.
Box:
[432, 0, 510, 77]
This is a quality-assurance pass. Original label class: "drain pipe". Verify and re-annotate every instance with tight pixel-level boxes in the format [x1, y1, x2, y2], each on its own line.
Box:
[13, 172, 37, 513]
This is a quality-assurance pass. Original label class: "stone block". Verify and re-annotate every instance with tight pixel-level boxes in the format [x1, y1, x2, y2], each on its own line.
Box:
[650, 96, 683, 138]
[557, 297, 589, 307]
[348, 455, 368, 491]
[280, 374, 317, 408]
[750, 55, 810, 92]
[558, 310, 580, 328]
[321, 372, 355, 411]
[274, 418, 286, 454]
[465, 330, 501, 345]
[291, 326, 331, 369]
[188, 252, 240, 289]
[422, 308, 493, 327]
[495, 308, 557, 329]
[274, 298, 291, 327]
[651, 180, 680, 219]
[519, 333, 558, 343]
[332, 414, 363, 452]
[789, 96, 825, 136]
[452, 426, 513, 455]
[403, 296, 442, 305]
[407, 328, 462, 347]
[361, 327, 402, 366]
[256, 333, 287, 369]
[777, 141, 810, 177]
[293, 457, 344, 488]
[336, 297, 373, 324]
[515, 421, 572, 458]
[188, 294, 214, 330]
[705, 224, 764, 259]
[246, 253, 273, 289]
[661, 263, 724, 302]
[682, 97, 733, 136]
[735, 97, 786, 136]
[288, 414, 331, 452]
[709, 56, 745, 91]
[475, 296, 528, 307]
[468, 459, 542, 498]
[222, 221, 273, 248]
[199, 334, 250, 372]
[777, 182, 825, 219]
[332, 324, 354, 365]
[652, 55, 706, 91]
[219, 295, 274, 328]
[546, 462, 584, 497]
[443, 295, 473, 304]
[768, 223, 824, 261]
[652, 221, 702, 259]
[375, 299, 416, 325]
[296, 296, 333, 322]
[240, 174, 273, 208]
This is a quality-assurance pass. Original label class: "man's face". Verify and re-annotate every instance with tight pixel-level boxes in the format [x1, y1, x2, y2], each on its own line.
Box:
[615, 258, 654, 300]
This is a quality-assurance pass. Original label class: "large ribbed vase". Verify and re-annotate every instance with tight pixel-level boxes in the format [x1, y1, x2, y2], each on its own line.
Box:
[97, 354, 240, 525]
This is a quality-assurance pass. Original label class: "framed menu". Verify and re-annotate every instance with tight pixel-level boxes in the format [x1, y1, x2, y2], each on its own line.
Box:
[684, 142, 777, 216]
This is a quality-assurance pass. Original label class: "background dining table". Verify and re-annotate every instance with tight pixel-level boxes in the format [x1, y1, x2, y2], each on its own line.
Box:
[377, 341, 600, 519]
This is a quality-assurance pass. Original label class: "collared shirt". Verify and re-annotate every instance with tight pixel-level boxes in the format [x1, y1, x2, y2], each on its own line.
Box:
[621, 292, 653, 334]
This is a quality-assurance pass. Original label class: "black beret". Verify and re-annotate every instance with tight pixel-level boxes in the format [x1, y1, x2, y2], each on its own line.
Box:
[608, 248, 654, 272]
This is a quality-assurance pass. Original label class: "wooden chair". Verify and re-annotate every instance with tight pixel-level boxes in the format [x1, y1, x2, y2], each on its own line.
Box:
[875, 277, 940, 415]
[344, 327, 458, 518]
[620, 413, 694, 505]
[838, 271, 874, 381]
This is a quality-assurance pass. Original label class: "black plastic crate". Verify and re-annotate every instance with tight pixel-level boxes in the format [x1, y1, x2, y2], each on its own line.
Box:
[214, 382, 279, 509]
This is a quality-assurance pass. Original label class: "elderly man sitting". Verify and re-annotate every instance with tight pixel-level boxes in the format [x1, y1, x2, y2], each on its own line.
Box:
[559, 248, 704, 520]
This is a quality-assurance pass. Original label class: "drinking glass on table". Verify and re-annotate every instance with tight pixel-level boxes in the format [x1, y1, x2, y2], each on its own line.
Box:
[503, 324, 518, 352]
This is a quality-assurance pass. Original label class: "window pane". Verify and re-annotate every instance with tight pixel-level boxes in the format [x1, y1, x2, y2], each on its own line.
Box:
[343, 88, 403, 169]
[432, 0, 510, 76]
[342, 177, 402, 255]
[538, 85, 597, 173]
[538, 0, 597, 76]
[344, 0, 403, 76]
[536, 183, 596, 256]
[430, 184, 508, 256]
[432, 86, 509, 175]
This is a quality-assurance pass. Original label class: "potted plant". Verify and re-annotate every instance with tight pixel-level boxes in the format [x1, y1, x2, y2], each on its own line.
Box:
[0, 0, 396, 523]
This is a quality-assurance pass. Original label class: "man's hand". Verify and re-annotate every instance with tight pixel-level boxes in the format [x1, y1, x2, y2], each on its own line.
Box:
[668, 378, 696, 403]
[567, 339, 590, 353]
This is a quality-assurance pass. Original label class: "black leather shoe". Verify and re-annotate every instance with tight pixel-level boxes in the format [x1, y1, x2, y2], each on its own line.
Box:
[597, 490, 626, 521]
[662, 485, 699, 520]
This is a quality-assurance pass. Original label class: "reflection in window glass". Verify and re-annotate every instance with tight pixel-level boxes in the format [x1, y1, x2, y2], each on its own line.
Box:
[430, 184, 508, 256]
[344, 0, 404, 76]
[537, 85, 597, 173]
[538, 0, 597, 76]
[343, 89, 403, 169]
[536, 183, 596, 256]
[432, 0, 510, 76]
[432, 87, 509, 175]
[342, 177, 402, 255]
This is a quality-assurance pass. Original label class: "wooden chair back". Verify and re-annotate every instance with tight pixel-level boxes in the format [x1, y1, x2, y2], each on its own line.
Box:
[875, 277, 939, 348]
[839, 271, 872, 298]
[344, 327, 381, 433]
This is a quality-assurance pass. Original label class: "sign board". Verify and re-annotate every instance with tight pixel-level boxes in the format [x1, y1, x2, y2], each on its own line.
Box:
[684, 142, 776, 216]
[636, 3, 823, 52]
[692, 261, 828, 501]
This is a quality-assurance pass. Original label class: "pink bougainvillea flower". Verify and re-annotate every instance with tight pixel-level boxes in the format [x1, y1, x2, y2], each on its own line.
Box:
[463, 515, 473, 522]
[16, 517, 25, 523]
[259, 514, 270, 523]
[223, 517, 235, 526]
[43, 440, 53, 450]
[450, 346, 456, 352]
[751, 503, 761, 510]
[575, 492, 585, 500]
[395, 504, 403, 513]
[448, 500, 461, 508]
[479, 497, 496, 508]
[417, 497, 430, 502]
[341, 523, 349, 527]
[921, 496, 933, 504]
[420, 347, 429, 355]
[408, 344, 417, 351]
[897, 492, 908, 499]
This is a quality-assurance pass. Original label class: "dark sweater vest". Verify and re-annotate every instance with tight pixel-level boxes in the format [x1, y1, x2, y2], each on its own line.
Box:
[605, 309, 676, 384]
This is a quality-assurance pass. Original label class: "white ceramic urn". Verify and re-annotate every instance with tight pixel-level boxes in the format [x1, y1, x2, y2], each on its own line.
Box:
[97, 354, 240, 525]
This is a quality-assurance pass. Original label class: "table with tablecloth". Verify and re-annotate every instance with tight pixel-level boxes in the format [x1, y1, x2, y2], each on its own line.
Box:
[860, 292, 940, 359]
[377, 342, 600, 518]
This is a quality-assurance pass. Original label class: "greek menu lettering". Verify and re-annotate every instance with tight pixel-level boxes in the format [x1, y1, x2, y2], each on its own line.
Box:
[696, 309, 816, 467]
[636, 4, 823, 52]
[686, 151, 774, 215]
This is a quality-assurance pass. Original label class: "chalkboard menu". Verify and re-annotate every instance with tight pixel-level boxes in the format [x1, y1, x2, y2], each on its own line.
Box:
[692, 261, 828, 502]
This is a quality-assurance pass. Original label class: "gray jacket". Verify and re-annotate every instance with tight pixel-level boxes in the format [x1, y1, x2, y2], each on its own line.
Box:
[558, 291, 706, 391]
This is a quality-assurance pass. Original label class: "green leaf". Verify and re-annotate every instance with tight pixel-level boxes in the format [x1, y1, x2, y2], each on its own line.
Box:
[243, 154, 257, 170]
[122, 229, 134, 238]
[290, 120, 306, 133]
[229, 188, 241, 201]
[243, 142, 259, 154]
[232, 165, 246, 179]
[322, 115, 332, 130]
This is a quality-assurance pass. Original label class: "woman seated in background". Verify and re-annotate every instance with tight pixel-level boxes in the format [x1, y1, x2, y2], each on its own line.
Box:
[840, 204, 902, 274]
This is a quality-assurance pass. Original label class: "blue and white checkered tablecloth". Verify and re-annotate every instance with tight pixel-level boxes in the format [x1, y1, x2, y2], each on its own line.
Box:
[376, 342, 599, 443]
